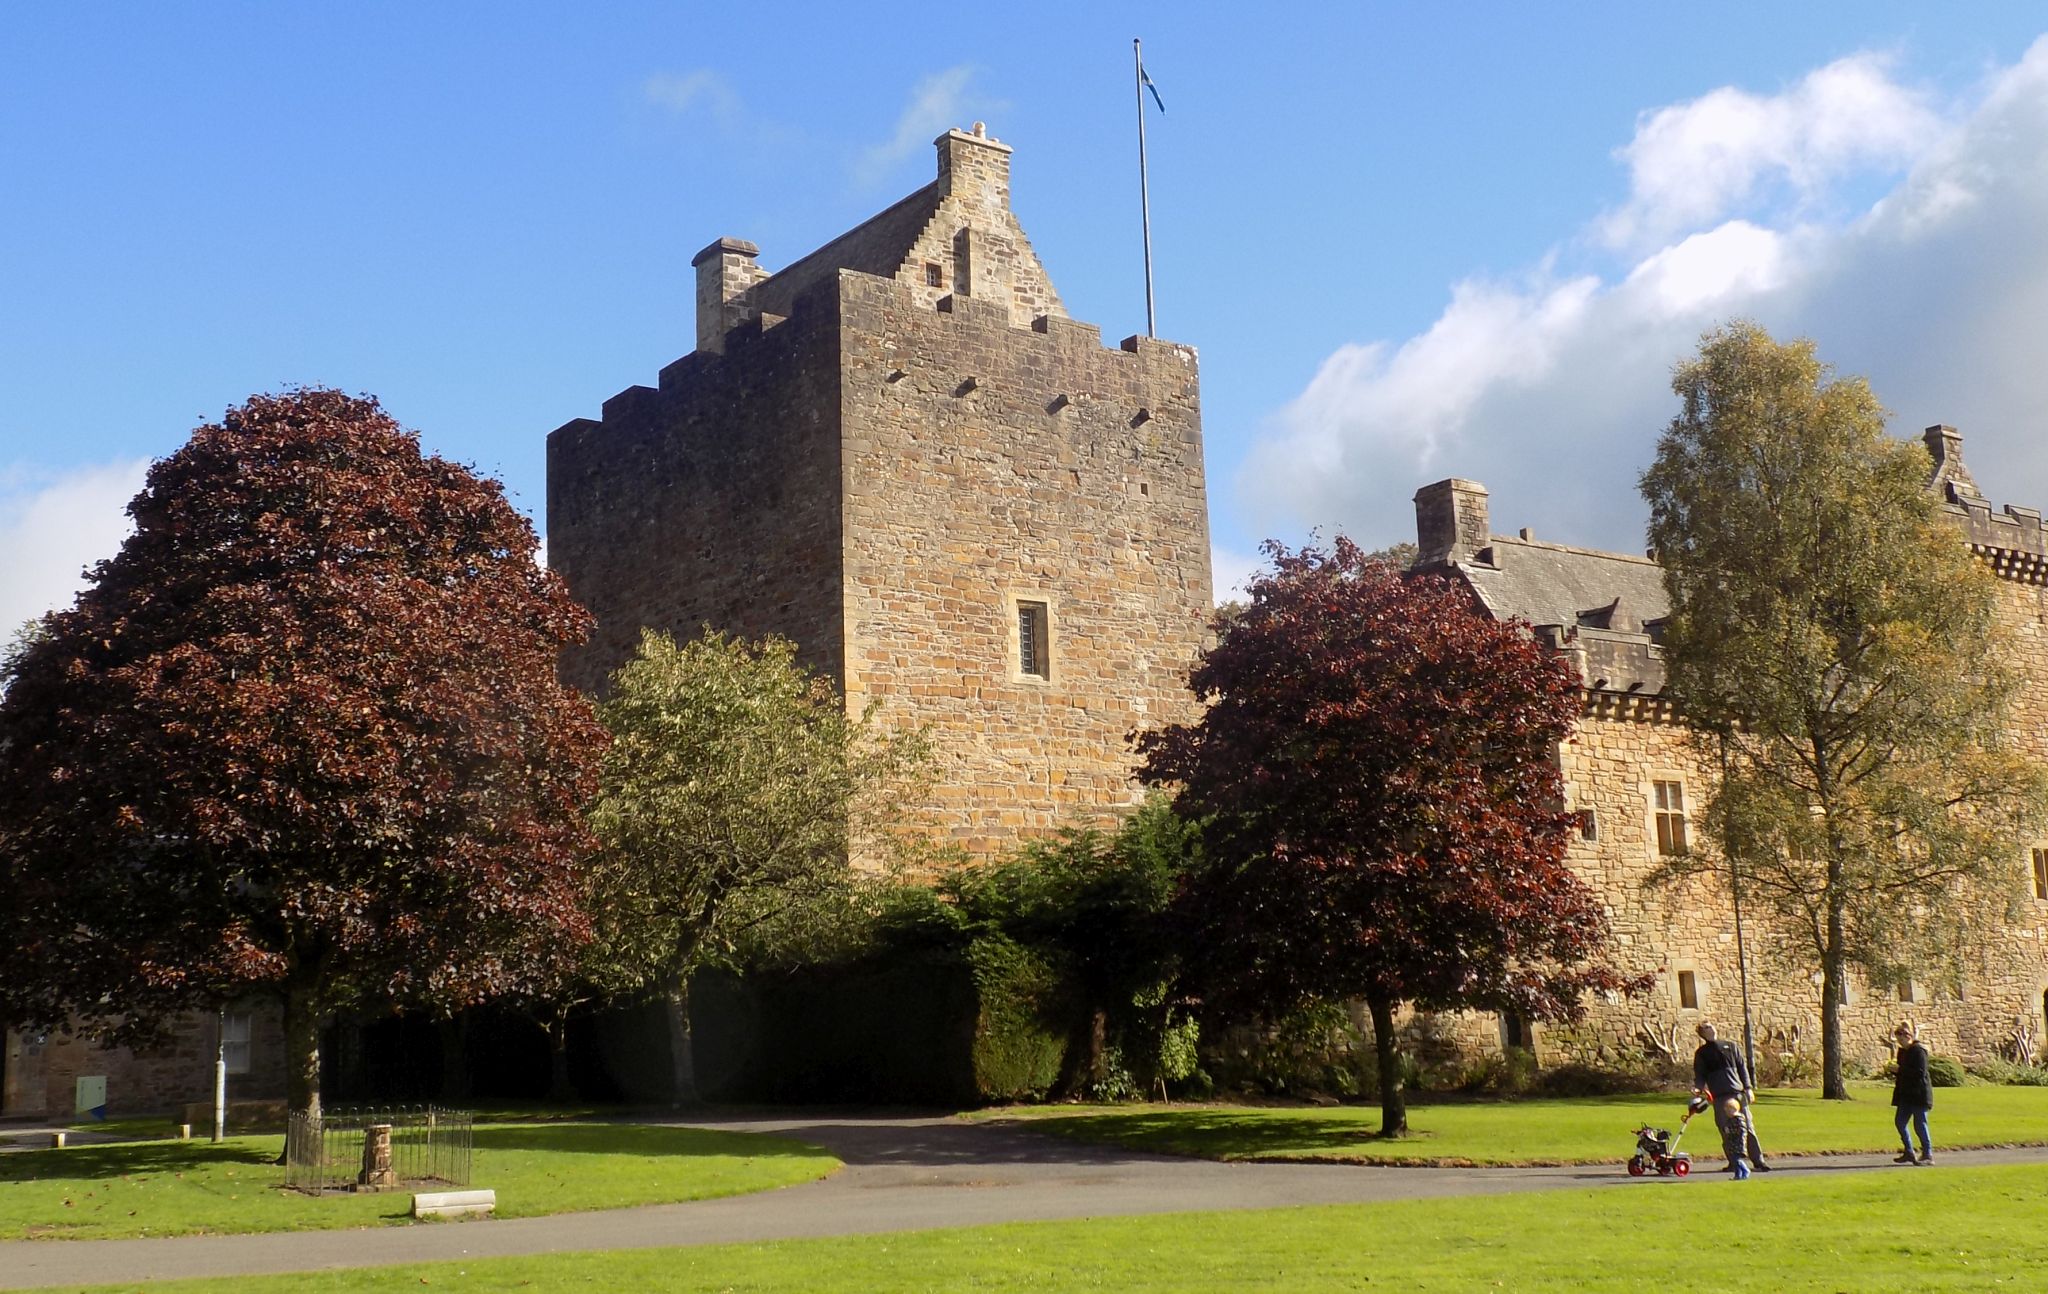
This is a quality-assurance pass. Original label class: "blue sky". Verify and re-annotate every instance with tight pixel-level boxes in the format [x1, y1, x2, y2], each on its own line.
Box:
[5, 3, 2047, 627]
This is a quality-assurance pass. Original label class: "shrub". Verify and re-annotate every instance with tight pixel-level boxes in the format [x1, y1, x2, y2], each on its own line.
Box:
[1535, 1061, 1667, 1097]
[1454, 1047, 1541, 1096]
[967, 934, 1067, 1101]
[1928, 1055, 1967, 1088]
[1967, 1057, 2048, 1086]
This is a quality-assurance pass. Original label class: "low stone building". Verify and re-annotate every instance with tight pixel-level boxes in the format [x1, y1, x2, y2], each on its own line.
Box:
[2, 1004, 285, 1121]
[1411, 426, 2048, 1072]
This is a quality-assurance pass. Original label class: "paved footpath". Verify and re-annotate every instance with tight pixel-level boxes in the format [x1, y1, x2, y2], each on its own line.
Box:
[4, 1113, 2044, 1290]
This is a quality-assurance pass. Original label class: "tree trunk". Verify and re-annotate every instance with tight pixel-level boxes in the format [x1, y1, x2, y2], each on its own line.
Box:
[1820, 888, 1849, 1100]
[665, 977, 698, 1107]
[1367, 994, 1407, 1138]
[438, 1015, 472, 1103]
[1088, 1009, 1108, 1088]
[282, 984, 327, 1166]
[547, 1017, 576, 1104]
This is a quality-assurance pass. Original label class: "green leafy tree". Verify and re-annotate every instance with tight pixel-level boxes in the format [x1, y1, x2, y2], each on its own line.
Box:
[0, 391, 607, 1137]
[945, 795, 1204, 1097]
[1641, 322, 2048, 1099]
[1139, 538, 1635, 1135]
[590, 628, 927, 1103]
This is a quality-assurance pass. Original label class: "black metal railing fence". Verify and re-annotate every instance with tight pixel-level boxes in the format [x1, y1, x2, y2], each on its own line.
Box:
[282, 1105, 473, 1194]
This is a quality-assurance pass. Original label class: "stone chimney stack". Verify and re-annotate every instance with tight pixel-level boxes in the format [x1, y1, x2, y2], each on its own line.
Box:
[1414, 478, 1492, 566]
[692, 237, 765, 355]
[1923, 424, 1984, 502]
[935, 123, 1013, 211]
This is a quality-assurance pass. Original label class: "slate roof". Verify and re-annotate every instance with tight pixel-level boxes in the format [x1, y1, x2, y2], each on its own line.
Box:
[1424, 535, 1673, 696]
[1454, 535, 1670, 634]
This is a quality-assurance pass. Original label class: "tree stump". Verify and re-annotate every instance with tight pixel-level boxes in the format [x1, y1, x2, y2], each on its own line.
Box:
[357, 1123, 398, 1192]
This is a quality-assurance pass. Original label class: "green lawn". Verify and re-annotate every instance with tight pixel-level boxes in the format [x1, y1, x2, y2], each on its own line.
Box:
[983, 1082, 2048, 1165]
[57, 1162, 2048, 1292]
[1, 1123, 836, 1241]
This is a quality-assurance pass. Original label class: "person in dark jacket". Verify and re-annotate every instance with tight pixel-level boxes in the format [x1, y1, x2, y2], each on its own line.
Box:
[1692, 1022, 1769, 1176]
[1891, 1022, 1934, 1165]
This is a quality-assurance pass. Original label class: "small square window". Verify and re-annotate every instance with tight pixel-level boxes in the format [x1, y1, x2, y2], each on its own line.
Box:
[1677, 970, 1699, 1010]
[1898, 981, 1919, 1005]
[924, 261, 944, 288]
[1576, 809, 1598, 842]
[1018, 601, 1050, 680]
[222, 1011, 252, 1076]
[1653, 780, 1688, 855]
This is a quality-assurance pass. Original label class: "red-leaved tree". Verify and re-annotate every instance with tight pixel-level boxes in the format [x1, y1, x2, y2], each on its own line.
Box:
[0, 390, 607, 1138]
[1139, 538, 1636, 1135]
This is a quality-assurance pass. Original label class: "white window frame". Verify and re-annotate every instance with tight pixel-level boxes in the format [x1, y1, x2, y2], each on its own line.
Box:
[222, 1010, 252, 1076]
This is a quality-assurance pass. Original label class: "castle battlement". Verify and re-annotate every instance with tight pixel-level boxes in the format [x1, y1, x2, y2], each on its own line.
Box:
[1930, 426, 2048, 584]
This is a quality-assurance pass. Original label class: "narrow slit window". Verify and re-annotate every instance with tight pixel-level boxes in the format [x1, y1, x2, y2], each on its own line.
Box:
[1677, 971, 1699, 1010]
[1576, 809, 1598, 842]
[1018, 602, 1050, 680]
[1653, 780, 1688, 855]
[2032, 847, 2047, 900]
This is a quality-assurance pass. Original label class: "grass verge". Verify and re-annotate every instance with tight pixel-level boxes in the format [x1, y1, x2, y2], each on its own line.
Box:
[56, 1161, 2048, 1292]
[983, 1082, 2048, 1164]
[1, 1123, 836, 1240]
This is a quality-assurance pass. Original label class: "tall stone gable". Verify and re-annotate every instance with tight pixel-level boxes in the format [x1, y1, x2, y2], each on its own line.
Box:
[547, 125, 1213, 857]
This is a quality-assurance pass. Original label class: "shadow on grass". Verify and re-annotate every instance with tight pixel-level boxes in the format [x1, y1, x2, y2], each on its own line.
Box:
[470, 1124, 830, 1159]
[0, 1139, 277, 1182]
[1033, 1111, 1407, 1158]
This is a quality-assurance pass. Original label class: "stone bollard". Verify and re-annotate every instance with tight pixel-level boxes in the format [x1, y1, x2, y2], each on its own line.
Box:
[177, 1124, 192, 1140]
[49, 1132, 66, 1149]
[356, 1123, 398, 1192]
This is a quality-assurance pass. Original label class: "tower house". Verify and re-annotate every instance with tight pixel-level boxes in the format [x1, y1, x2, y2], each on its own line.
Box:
[547, 125, 1213, 857]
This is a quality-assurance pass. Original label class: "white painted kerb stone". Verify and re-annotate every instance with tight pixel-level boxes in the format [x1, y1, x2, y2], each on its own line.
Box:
[412, 1189, 495, 1219]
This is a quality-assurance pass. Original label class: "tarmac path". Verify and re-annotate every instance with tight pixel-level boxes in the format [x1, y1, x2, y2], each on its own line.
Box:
[4, 1111, 2044, 1290]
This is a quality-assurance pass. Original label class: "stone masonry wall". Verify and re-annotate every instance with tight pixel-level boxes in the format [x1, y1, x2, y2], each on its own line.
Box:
[836, 272, 1211, 856]
[547, 287, 846, 693]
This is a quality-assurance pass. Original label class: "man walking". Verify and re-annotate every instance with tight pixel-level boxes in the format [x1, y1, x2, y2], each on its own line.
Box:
[1693, 1022, 1770, 1177]
[1891, 1021, 1934, 1165]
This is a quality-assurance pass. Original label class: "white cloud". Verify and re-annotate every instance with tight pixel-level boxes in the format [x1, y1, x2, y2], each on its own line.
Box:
[1599, 52, 1942, 249]
[1241, 37, 2048, 557]
[643, 70, 743, 124]
[1209, 544, 1263, 605]
[854, 66, 988, 188]
[0, 459, 150, 635]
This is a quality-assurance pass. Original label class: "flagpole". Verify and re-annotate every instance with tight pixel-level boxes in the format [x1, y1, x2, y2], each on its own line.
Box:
[1134, 37, 1156, 338]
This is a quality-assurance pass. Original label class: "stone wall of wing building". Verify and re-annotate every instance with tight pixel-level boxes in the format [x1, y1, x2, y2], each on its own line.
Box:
[1408, 442, 2048, 1073]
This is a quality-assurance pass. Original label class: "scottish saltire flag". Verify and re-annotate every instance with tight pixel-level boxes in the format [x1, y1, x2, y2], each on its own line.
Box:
[1140, 63, 1165, 112]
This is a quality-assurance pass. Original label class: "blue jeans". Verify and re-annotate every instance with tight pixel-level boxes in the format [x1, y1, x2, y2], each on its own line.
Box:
[1895, 1106, 1931, 1157]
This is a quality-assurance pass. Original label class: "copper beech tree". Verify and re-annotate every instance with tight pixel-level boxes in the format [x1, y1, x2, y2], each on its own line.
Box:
[1140, 539, 1636, 1135]
[0, 390, 607, 1140]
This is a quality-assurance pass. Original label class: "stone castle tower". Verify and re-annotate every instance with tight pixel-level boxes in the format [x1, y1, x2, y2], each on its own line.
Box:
[547, 125, 1213, 856]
